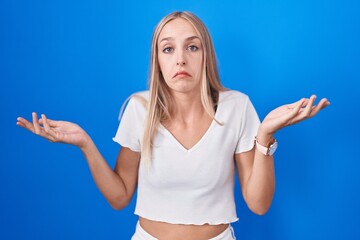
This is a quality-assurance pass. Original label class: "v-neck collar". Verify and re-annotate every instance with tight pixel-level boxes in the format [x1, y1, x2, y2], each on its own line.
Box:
[158, 92, 222, 153]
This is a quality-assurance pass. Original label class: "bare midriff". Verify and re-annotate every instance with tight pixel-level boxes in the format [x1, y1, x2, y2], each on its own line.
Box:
[139, 217, 229, 240]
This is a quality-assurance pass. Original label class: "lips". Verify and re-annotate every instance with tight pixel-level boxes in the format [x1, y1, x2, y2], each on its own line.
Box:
[173, 70, 191, 78]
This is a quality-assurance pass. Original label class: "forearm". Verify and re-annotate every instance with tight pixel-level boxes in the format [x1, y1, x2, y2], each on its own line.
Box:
[245, 131, 276, 215]
[80, 137, 128, 209]
[245, 152, 275, 215]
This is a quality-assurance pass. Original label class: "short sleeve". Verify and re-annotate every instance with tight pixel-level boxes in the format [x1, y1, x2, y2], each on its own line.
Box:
[113, 97, 145, 152]
[235, 97, 260, 153]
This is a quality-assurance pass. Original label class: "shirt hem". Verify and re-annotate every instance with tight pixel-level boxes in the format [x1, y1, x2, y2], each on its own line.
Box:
[135, 213, 239, 226]
[235, 142, 255, 154]
[112, 137, 141, 152]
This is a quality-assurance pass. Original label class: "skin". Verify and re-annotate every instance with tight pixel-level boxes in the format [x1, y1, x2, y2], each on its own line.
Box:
[158, 18, 203, 96]
[16, 17, 330, 240]
[157, 18, 211, 151]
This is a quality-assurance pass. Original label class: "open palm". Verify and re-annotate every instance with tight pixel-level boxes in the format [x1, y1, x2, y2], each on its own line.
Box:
[261, 95, 330, 135]
[17, 112, 89, 148]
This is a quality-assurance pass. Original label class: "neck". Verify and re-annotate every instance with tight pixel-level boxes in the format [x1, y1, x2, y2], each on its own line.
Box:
[170, 90, 205, 124]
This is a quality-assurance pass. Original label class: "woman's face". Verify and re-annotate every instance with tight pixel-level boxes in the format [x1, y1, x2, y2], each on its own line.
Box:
[157, 18, 203, 95]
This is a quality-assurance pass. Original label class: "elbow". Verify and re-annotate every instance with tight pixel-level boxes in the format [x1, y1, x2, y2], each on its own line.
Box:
[250, 205, 271, 216]
[110, 203, 123, 211]
[109, 194, 131, 210]
[244, 189, 274, 216]
[246, 197, 273, 216]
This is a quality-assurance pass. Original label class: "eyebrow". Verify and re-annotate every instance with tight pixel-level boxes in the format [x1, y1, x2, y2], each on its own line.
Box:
[159, 35, 200, 44]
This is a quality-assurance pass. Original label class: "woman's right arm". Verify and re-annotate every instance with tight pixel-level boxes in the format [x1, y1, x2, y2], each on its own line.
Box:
[17, 112, 140, 210]
[82, 140, 140, 210]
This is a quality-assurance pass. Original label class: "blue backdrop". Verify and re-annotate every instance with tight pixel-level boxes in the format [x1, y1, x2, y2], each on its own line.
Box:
[1, 0, 359, 239]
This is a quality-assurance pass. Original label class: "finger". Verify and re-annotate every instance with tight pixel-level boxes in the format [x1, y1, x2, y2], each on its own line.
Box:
[41, 114, 62, 141]
[308, 98, 330, 118]
[32, 112, 42, 134]
[46, 118, 61, 128]
[16, 117, 35, 132]
[301, 95, 317, 118]
[318, 98, 330, 109]
[41, 114, 51, 133]
[288, 98, 307, 117]
[284, 97, 312, 125]
[286, 98, 307, 111]
[39, 117, 60, 128]
[290, 97, 329, 124]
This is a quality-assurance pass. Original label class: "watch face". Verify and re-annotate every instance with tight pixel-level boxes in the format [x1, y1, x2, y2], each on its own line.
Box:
[269, 141, 278, 155]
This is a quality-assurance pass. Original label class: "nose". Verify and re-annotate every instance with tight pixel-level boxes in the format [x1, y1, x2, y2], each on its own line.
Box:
[176, 50, 186, 66]
[177, 61, 186, 66]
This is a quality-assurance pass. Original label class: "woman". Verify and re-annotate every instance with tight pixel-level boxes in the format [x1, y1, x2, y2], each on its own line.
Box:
[17, 11, 330, 240]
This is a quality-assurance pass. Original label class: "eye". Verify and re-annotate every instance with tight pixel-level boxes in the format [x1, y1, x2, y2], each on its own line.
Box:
[162, 47, 173, 53]
[187, 45, 199, 52]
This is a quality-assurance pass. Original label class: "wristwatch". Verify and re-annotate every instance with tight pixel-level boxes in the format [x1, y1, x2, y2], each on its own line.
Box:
[255, 137, 278, 156]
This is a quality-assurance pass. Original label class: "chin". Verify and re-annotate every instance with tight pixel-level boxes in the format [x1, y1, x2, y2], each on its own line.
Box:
[168, 82, 200, 94]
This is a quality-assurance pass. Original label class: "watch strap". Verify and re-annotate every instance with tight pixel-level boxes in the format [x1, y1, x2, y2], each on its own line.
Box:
[254, 137, 277, 156]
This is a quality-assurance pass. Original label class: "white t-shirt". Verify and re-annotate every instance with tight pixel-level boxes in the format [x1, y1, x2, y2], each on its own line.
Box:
[113, 90, 260, 225]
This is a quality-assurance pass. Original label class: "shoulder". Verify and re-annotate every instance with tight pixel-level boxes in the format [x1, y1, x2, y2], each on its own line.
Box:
[219, 90, 251, 105]
[126, 90, 149, 110]
[132, 90, 150, 100]
[117, 90, 149, 121]
[131, 90, 150, 103]
[217, 90, 259, 127]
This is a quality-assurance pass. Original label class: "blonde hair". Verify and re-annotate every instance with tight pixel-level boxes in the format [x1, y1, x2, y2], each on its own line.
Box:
[138, 11, 225, 166]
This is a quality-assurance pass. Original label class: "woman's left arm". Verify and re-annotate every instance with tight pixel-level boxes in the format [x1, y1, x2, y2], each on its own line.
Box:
[235, 95, 330, 215]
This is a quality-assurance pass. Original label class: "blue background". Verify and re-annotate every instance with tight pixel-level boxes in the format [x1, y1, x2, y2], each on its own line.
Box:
[1, 0, 359, 239]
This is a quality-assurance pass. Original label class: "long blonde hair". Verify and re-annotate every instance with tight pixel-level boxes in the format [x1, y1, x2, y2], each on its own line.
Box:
[141, 11, 225, 166]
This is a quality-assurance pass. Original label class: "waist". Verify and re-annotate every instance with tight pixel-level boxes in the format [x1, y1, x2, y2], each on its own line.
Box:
[139, 217, 230, 240]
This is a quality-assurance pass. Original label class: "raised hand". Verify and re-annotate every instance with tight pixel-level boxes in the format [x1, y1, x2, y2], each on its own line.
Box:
[260, 95, 330, 135]
[16, 112, 90, 149]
